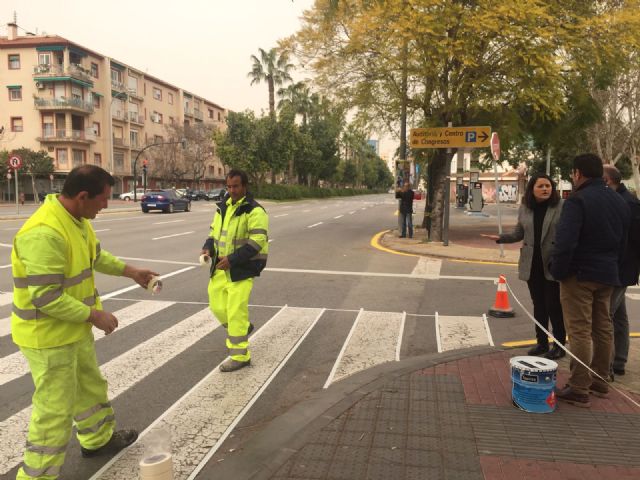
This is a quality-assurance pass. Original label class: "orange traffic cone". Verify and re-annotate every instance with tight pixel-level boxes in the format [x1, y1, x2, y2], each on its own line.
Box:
[488, 275, 515, 318]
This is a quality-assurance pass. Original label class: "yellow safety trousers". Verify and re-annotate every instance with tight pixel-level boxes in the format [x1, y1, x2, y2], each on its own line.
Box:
[208, 269, 253, 362]
[16, 334, 114, 480]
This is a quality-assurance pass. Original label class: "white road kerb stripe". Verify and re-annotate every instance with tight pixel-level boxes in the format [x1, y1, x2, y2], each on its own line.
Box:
[0, 307, 218, 475]
[437, 315, 492, 352]
[152, 231, 194, 241]
[91, 306, 324, 480]
[0, 301, 174, 385]
[324, 309, 404, 388]
[307, 222, 323, 229]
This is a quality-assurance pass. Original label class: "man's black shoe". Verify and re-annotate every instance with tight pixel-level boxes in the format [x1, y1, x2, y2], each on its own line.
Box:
[613, 367, 626, 376]
[555, 385, 590, 408]
[81, 429, 138, 458]
[543, 345, 566, 360]
[527, 344, 549, 356]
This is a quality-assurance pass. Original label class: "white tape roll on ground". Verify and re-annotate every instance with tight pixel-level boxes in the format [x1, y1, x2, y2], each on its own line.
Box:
[199, 254, 210, 266]
[147, 276, 163, 295]
[139, 452, 173, 479]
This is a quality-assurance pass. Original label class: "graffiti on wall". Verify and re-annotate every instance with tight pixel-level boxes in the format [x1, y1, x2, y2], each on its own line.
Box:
[498, 184, 518, 202]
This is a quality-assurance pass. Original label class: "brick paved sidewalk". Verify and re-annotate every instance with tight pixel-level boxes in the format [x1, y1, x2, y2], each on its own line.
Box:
[267, 349, 640, 480]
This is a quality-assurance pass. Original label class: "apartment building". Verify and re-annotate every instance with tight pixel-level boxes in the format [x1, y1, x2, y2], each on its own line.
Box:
[0, 22, 228, 196]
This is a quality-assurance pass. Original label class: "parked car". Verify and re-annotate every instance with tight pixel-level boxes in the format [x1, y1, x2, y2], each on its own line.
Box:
[185, 189, 207, 201]
[119, 189, 145, 201]
[141, 189, 191, 213]
[175, 188, 187, 198]
[206, 188, 226, 201]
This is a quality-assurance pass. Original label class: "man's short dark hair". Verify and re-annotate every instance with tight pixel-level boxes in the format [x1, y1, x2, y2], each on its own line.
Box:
[61, 165, 115, 198]
[573, 153, 604, 179]
[226, 169, 248, 186]
[603, 164, 622, 185]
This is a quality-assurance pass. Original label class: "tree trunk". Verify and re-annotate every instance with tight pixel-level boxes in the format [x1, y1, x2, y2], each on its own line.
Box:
[268, 79, 275, 116]
[427, 150, 448, 242]
[30, 174, 38, 204]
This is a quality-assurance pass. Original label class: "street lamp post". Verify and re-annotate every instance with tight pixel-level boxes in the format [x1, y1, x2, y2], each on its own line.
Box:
[132, 138, 186, 202]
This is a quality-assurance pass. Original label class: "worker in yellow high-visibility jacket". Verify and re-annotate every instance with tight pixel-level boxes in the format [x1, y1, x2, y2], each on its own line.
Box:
[201, 169, 269, 372]
[11, 165, 158, 479]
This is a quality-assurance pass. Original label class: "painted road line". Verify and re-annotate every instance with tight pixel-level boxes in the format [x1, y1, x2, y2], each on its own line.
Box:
[0, 300, 174, 384]
[101, 266, 196, 300]
[324, 309, 404, 388]
[334, 215, 344, 219]
[94, 228, 110, 233]
[435, 312, 442, 353]
[627, 293, 640, 300]
[482, 313, 495, 347]
[152, 231, 194, 241]
[91, 306, 324, 480]
[0, 292, 12, 306]
[307, 222, 323, 228]
[265, 267, 495, 282]
[153, 219, 185, 225]
[117, 256, 198, 267]
[349, 211, 356, 214]
[0, 264, 12, 269]
[0, 307, 222, 476]
[268, 239, 274, 243]
[274, 213, 289, 218]
[0, 317, 10, 337]
[0, 243, 13, 248]
[437, 315, 491, 352]
[411, 257, 442, 278]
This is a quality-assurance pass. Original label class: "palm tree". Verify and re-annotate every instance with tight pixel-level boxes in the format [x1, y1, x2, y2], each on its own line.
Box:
[248, 48, 294, 116]
[277, 81, 312, 126]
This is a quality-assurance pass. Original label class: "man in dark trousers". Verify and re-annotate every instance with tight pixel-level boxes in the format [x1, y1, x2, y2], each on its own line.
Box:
[550, 154, 629, 407]
[395, 181, 414, 238]
[603, 164, 640, 378]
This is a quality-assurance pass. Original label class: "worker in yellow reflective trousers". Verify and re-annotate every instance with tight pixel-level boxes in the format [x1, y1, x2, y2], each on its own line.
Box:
[202, 169, 269, 372]
[12, 166, 158, 479]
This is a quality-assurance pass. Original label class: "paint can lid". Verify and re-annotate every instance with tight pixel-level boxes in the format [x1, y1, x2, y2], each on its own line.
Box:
[510, 356, 558, 372]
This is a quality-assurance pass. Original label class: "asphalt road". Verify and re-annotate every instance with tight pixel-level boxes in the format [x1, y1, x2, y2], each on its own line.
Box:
[0, 194, 638, 479]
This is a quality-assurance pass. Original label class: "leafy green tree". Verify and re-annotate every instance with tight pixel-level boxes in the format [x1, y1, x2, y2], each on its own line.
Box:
[9, 148, 54, 203]
[248, 47, 294, 117]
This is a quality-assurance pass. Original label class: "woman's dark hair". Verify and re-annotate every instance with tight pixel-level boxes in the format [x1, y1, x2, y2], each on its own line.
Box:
[523, 173, 559, 209]
[61, 165, 115, 198]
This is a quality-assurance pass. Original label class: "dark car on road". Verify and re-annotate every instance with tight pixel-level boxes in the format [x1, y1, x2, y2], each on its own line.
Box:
[141, 189, 191, 213]
[185, 189, 207, 201]
[206, 188, 226, 201]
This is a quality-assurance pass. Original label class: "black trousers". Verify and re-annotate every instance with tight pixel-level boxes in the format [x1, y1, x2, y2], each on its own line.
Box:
[527, 271, 566, 346]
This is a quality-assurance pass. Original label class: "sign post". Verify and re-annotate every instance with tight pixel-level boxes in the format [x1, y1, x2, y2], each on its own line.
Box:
[410, 126, 491, 149]
[8, 154, 22, 214]
[491, 133, 504, 258]
[6, 172, 11, 203]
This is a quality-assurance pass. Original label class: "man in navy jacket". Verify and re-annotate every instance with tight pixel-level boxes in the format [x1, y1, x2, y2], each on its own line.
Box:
[550, 154, 629, 407]
[603, 164, 640, 377]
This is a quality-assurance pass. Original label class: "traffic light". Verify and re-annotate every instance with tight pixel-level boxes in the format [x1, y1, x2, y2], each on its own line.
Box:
[142, 159, 148, 174]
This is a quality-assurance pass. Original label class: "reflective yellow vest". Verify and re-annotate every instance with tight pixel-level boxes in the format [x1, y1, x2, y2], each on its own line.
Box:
[11, 196, 104, 348]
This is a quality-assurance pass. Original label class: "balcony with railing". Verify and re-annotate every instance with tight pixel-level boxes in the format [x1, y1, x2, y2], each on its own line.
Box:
[33, 63, 94, 85]
[128, 111, 144, 125]
[127, 88, 143, 100]
[34, 96, 94, 114]
[112, 110, 127, 121]
[37, 128, 96, 144]
[184, 106, 193, 117]
[194, 109, 204, 121]
[111, 80, 127, 93]
[113, 137, 129, 148]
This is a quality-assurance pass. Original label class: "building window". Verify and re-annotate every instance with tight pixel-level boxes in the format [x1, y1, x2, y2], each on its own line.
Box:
[130, 130, 139, 148]
[57, 148, 68, 167]
[168, 92, 173, 104]
[114, 152, 124, 170]
[127, 74, 138, 94]
[38, 52, 51, 65]
[218, 167, 222, 175]
[91, 62, 99, 78]
[8, 54, 20, 69]
[94, 153, 102, 166]
[71, 85, 82, 100]
[151, 111, 163, 124]
[42, 114, 54, 137]
[92, 94, 101, 108]
[153, 87, 162, 100]
[218, 112, 221, 121]
[208, 109, 213, 119]
[154, 135, 163, 143]
[11, 117, 23, 132]
[92, 122, 101, 136]
[8, 86, 22, 101]
[72, 149, 86, 167]
[169, 116, 174, 124]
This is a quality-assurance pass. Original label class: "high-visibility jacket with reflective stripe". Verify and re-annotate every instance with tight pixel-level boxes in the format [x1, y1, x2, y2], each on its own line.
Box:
[203, 193, 268, 282]
[11, 194, 125, 348]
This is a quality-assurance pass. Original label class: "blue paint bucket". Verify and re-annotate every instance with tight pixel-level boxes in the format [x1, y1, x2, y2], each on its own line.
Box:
[510, 356, 558, 413]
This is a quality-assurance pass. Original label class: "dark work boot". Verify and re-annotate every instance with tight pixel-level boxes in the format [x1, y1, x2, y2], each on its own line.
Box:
[527, 343, 549, 356]
[81, 429, 138, 458]
[543, 344, 566, 360]
[555, 385, 590, 408]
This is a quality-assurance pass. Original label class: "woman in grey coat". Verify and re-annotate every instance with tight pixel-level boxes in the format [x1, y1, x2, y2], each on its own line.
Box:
[485, 174, 566, 359]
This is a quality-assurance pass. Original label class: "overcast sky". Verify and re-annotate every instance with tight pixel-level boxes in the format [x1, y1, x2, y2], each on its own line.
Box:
[2, 1, 315, 113]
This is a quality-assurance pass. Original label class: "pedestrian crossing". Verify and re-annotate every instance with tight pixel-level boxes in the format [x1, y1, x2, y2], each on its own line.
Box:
[0, 296, 496, 479]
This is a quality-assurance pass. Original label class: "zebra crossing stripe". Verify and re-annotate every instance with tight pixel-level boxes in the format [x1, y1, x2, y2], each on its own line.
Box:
[0, 317, 10, 337]
[0, 292, 12, 307]
[0, 300, 174, 386]
[410, 257, 442, 278]
[437, 315, 492, 352]
[90, 306, 324, 480]
[324, 309, 405, 388]
[0, 306, 217, 475]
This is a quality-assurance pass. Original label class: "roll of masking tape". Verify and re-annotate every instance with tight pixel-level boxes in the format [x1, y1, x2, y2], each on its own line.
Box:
[147, 276, 163, 295]
[199, 254, 210, 266]
[139, 452, 173, 479]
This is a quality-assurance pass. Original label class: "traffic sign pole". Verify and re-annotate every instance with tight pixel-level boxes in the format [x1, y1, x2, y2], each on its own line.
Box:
[14, 168, 19, 214]
[491, 133, 504, 258]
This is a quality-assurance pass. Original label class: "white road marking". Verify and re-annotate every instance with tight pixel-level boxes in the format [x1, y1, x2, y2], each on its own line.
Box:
[0, 317, 10, 337]
[0, 301, 173, 384]
[0, 307, 221, 475]
[0, 264, 11, 269]
[411, 257, 442, 278]
[0, 292, 12, 307]
[268, 239, 274, 243]
[435, 311, 442, 353]
[265, 267, 495, 282]
[94, 229, 111, 233]
[91, 306, 324, 480]
[396, 311, 407, 361]
[152, 231, 194, 241]
[482, 313, 495, 347]
[116, 256, 198, 266]
[303, 209, 311, 213]
[101, 266, 196, 300]
[0, 243, 13, 248]
[153, 219, 185, 225]
[307, 222, 323, 228]
[274, 213, 289, 218]
[324, 309, 404, 388]
[437, 315, 491, 352]
[626, 293, 640, 300]
[349, 211, 356, 214]
[334, 215, 344, 219]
